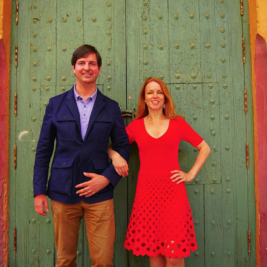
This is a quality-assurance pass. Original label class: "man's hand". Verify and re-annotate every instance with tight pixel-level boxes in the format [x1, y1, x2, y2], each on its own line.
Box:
[75, 173, 110, 197]
[34, 194, 49, 216]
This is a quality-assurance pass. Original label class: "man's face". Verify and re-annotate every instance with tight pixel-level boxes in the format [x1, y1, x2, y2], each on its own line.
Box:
[72, 53, 102, 85]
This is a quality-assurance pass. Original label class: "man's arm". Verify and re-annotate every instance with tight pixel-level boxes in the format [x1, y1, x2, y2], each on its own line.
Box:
[33, 99, 56, 215]
[76, 103, 130, 197]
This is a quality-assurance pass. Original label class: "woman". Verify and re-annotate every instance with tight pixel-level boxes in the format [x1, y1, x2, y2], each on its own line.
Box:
[109, 77, 210, 267]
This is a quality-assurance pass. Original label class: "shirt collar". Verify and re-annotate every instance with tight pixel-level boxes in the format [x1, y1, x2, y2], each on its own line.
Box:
[73, 85, 98, 102]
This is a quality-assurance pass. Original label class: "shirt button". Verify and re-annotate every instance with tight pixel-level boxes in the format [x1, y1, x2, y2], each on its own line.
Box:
[84, 105, 86, 108]
[84, 114, 86, 116]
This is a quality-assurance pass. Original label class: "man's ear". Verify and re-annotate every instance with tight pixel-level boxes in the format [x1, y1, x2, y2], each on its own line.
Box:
[72, 65, 76, 74]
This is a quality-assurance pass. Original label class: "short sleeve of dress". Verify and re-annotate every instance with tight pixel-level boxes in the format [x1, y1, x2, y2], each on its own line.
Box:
[180, 119, 203, 147]
[126, 121, 135, 144]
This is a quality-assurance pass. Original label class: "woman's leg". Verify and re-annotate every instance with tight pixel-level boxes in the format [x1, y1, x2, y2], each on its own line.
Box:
[166, 257, 185, 267]
[149, 254, 166, 267]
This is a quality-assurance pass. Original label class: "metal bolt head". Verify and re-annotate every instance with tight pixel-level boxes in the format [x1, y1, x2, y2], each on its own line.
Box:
[107, 46, 112, 51]
[174, 14, 179, 20]
[33, 33, 37, 38]
[143, 1, 147, 6]
[226, 188, 231, 194]
[205, 13, 209, 19]
[142, 15, 147, 21]
[226, 176, 230, 182]
[213, 177, 217, 182]
[76, 17, 81, 22]
[33, 4, 38, 9]
[44, 101, 48, 106]
[211, 220, 215, 226]
[227, 251, 231, 257]
[227, 220, 232, 225]
[210, 115, 215, 120]
[61, 86, 66, 91]
[62, 17, 67, 23]
[159, 44, 164, 50]
[107, 16, 111, 21]
[158, 14, 163, 20]
[33, 18, 38, 24]
[143, 30, 148, 35]
[46, 249, 51, 255]
[107, 60, 111, 66]
[77, 251, 81, 256]
[107, 2, 111, 7]
[159, 75, 164, 80]
[193, 115, 197, 121]
[33, 62, 37, 67]
[207, 73, 212, 79]
[210, 99, 215, 104]
[191, 73, 196, 79]
[175, 43, 180, 49]
[175, 74, 181, 79]
[221, 57, 226, 63]
[209, 83, 213, 89]
[194, 189, 199, 194]
[48, 17, 53, 23]
[175, 85, 180, 90]
[189, 14, 194, 19]
[220, 0, 224, 3]
[221, 27, 225, 33]
[223, 83, 228, 89]
[62, 76, 66, 81]
[143, 74, 148, 80]
[222, 73, 227, 78]
[212, 161, 216, 167]
[32, 249, 36, 254]
[225, 146, 230, 151]
[106, 30, 111, 35]
[33, 47, 37, 52]
[46, 76, 51, 81]
[32, 77, 37, 82]
[211, 130, 216, 136]
[47, 47, 52, 52]
[107, 86, 111, 91]
[32, 86, 36, 92]
[143, 60, 148, 65]
[192, 84, 197, 89]
[31, 117, 37, 122]
[205, 43, 210, 49]
[225, 114, 229, 120]
[210, 188, 216, 194]
[211, 251, 216, 257]
[220, 13, 225, 18]
[32, 218, 36, 223]
[194, 251, 199, 257]
[221, 43, 226, 48]
[194, 178, 199, 184]
[194, 220, 200, 226]
[190, 43, 195, 49]
[143, 44, 148, 50]
[46, 219, 51, 224]
[107, 75, 112, 81]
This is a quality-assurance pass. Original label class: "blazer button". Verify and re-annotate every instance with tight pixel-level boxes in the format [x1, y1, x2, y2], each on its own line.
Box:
[62, 161, 66, 166]
[64, 116, 68, 120]
[102, 117, 105, 121]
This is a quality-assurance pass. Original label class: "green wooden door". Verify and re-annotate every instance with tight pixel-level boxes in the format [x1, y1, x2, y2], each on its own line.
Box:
[9, 0, 256, 266]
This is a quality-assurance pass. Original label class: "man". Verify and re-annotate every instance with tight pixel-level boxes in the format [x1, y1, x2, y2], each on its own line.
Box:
[33, 44, 130, 267]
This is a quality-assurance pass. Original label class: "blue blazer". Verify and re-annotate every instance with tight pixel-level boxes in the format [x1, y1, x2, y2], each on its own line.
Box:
[33, 87, 130, 204]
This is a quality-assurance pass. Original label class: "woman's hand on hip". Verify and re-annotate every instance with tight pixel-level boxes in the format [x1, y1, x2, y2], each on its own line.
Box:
[170, 170, 194, 184]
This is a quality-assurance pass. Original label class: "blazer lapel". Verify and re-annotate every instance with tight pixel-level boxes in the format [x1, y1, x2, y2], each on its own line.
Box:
[84, 90, 105, 140]
[66, 87, 81, 134]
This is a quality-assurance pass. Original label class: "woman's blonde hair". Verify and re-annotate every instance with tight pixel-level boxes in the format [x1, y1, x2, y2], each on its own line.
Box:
[135, 77, 184, 120]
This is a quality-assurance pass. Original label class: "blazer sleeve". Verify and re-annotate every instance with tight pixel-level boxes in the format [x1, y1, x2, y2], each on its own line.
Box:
[101, 103, 130, 188]
[33, 99, 56, 196]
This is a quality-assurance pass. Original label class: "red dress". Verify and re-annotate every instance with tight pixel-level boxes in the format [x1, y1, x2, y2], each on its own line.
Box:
[124, 117, 203, 258]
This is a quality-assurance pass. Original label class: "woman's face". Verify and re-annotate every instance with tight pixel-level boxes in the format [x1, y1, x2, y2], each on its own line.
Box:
[144, 81, 165, 112]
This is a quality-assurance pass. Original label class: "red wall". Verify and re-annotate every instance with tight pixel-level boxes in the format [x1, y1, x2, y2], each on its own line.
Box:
[0, 38, 7, 265]
[255, 34, 267, 266]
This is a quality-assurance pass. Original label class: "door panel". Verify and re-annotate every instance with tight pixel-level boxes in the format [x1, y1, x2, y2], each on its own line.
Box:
[9, 0, 255, 266]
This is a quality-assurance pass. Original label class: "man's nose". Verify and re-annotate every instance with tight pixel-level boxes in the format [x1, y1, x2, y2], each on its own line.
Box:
[84, 63, 90, 70]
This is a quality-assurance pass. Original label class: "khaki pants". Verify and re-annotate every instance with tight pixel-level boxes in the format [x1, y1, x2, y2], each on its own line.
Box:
[51, 199, 115, 267]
